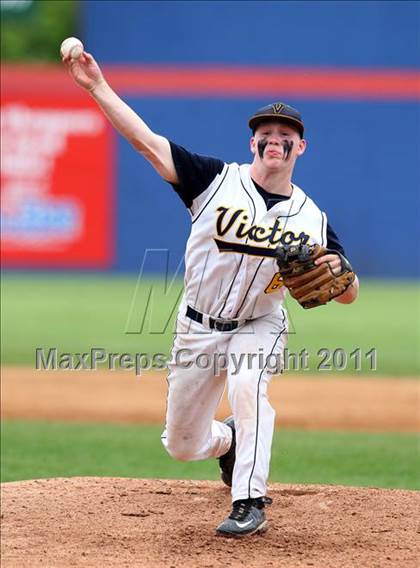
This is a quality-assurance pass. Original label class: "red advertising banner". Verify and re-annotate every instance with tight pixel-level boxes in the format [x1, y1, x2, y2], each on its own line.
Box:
[1, 93, 113, 267]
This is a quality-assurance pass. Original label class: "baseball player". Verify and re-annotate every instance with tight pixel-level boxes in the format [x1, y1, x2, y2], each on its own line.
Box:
[63, 50, 359, 537]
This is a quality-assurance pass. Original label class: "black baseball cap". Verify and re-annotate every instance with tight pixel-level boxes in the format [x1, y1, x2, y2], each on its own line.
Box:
[249, 102, 304, 138]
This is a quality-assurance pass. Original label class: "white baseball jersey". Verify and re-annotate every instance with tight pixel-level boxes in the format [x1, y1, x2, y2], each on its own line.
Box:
[184, 161, 327, 321]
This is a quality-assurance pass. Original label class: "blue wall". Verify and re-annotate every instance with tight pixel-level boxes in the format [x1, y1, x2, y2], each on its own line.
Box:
[85, 1, 418, 68]
[83, 1, 419, 278]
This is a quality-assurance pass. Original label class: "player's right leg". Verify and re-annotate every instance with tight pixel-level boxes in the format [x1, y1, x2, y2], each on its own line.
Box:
[161, 312, 232, 462]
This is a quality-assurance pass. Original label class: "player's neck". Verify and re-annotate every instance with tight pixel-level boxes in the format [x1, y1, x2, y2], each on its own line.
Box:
[249, 164, 293, 196]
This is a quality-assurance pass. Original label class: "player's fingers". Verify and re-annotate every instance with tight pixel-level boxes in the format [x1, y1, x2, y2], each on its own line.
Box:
[316, 254, 342, 274]
[315, 254, 339, 265]
[64, 55, 81, 69]
[84, 52, 98, 67]
[68, 58, 80, 70]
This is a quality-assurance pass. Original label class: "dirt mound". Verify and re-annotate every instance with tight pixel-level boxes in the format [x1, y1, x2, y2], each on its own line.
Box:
[1, 477, 418, 567]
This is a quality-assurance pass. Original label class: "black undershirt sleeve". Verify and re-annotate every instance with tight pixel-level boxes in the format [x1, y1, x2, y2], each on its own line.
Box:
[326, 222, 346, 256]
[168, 141, 225, 208]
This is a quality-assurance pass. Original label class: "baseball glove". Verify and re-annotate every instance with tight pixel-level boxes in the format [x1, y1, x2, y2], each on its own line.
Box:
[275, 243, 355, 309]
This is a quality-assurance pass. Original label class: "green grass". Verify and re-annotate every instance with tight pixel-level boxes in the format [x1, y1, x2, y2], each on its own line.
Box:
[286, 280, 420, 375]
[2, 421, 419, 489]
[1, 275, 419, 374]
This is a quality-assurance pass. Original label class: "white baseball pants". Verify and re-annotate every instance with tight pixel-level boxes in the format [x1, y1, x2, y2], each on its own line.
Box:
[161, 299, 288, 502]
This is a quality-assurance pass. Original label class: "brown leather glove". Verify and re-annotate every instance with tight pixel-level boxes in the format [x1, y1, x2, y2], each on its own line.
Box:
[275, 243, 355, 309]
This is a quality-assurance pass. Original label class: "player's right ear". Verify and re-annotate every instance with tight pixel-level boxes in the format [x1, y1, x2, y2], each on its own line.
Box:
[250, 137, 256, 155]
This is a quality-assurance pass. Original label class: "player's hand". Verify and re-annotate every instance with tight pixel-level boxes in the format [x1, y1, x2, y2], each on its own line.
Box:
[314, 253, 342, 275]
[62, 51, 105, 93]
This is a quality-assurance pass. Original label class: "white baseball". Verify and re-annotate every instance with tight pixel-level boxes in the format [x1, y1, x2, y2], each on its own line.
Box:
[60, 37, 84, 59]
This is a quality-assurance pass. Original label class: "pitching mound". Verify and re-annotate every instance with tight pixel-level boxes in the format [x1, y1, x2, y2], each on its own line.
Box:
[1, 478, 418, 568]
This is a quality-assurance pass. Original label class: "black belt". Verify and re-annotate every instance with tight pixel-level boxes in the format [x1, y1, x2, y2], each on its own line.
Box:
[186, 305, 240, 332]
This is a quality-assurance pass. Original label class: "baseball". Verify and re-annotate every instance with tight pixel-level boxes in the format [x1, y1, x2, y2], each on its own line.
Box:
[60, 37, 84, 59]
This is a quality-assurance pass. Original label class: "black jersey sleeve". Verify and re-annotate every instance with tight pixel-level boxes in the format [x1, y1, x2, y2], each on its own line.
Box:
[326, 222, 346, 257]
[168, 141, 225, 208]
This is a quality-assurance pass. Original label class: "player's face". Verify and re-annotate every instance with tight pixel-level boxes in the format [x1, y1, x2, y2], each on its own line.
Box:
[250, 121, 306, 170]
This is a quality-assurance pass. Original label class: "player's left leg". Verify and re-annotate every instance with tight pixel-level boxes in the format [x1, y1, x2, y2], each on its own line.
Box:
[225, 305, 288, 503]
[215, 306, 287, 536]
